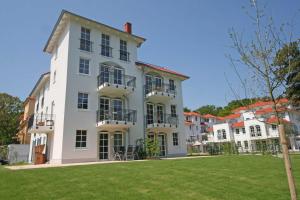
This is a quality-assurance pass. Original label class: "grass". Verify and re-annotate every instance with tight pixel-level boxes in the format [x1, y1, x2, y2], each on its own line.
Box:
[0, 155, 300, 200]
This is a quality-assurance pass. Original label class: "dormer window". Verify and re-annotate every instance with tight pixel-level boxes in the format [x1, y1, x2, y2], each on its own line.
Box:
[120, 40, 129, 61]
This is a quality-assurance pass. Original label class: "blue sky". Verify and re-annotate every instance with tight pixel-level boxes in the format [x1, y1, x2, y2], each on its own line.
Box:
[0, 0, 299, 109]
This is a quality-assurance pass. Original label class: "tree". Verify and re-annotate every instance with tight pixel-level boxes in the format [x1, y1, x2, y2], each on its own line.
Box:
[194, 105, 222, 116]
[273, 41, 300, 106]
[228, 1, 298, 199]
[183, 107, 191, 112]
[0, 93, 23, 145]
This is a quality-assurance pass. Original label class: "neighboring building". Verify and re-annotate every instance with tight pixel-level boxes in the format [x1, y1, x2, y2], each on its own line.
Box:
[208, 99, 300, 152]
[16, 97, 35, 144]
[26, 10, 189, 164]
[184, 112, 202, 143]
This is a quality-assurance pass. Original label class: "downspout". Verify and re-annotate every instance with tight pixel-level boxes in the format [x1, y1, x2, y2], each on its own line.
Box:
[141, 67, 146, 143]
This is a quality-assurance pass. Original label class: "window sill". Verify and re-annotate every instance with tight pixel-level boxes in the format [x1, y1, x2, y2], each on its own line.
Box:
[77, 109, 90, 112]
[78, 73, 91, 77]
[100, 54, 113, 59]
[75, 148, 88, 151]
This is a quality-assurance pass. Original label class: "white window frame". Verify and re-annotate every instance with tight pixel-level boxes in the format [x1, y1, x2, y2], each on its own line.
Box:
[78, 92, 89, 110]
[172, 132, 179, 146]
[75, 130, 87, 149]
[79, 58, 90, 75]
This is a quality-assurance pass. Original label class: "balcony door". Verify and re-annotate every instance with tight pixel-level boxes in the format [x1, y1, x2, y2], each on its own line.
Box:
[157, 105, 164, 123]
[145, 75, 153, 94]
[146, 104, 154, 125]
[99, 132, 109, 160]
[113, 68, 123, 85]
[112, 99, 123, 121]
[99, 98, 110, 120]
[158, 134, 166, 157]
[155, 77, 163, 91]
[100, 65, 110, 85]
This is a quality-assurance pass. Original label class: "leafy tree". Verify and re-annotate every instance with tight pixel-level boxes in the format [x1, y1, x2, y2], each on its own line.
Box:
[183, 107, 191, 112]
[194, 105, 222, 116]
[273, 41, 300, 106]
[0, 93, 23, 145]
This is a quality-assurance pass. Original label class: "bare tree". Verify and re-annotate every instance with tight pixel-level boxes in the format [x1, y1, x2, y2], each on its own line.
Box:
[227, 0, 298, 199]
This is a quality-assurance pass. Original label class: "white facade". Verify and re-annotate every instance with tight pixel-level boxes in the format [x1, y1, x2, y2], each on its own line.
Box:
[184, 113, 202, 143]
[28, 10, 189, 164]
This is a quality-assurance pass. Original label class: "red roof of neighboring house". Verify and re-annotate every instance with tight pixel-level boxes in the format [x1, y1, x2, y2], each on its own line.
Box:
[184, 112, 201, 116]
[136, 61, 189, 79]
[232, 98, 289, 113]
[202, 114, 217, 119]
[185, 121, 193, 125]
[255, 107, 287, 115]
[266, 116, 290, 124]
[232, 121, 245, 128]
[223, 113, 241, 120]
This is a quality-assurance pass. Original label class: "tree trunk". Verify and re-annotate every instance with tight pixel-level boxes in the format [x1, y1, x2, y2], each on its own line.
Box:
[279, 124, 297, 200]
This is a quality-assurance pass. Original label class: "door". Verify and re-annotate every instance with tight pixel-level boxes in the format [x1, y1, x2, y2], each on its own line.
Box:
[146, 104, 154, 125]
[158, 134, 166, 157]
[113, 68, 123, 85]
[155, 77, 163, 91]
[100, 65, 110, 84]
[99, 133, 109, 160]
[112, 99, 123, 121]
[157, 105, 164, 123]
[99, 98, 110, 120]
[113, 132, 123, 152]
[145, 75, 153, 94]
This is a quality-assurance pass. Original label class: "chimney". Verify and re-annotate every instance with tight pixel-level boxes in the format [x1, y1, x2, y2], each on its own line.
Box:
[124, 22, 132, 34]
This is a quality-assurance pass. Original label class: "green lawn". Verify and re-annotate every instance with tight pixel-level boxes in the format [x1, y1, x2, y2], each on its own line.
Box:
[1, 155, 300, 200]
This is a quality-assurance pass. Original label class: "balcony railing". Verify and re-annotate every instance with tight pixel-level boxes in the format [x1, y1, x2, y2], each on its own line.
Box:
[97, 108, 137, 123]
[144, 83, 176, 96]
[79, 38, 93, 52]
[120, 50, 130, 62]
[101, 45, 113, 57]
[146, 113, 178, 126]
[97, 72, 136, 88]
[28, 114, 55, 129]
[250, 132, 262, 137]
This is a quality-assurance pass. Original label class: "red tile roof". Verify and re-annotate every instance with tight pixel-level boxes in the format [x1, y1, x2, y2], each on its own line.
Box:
[207, 127, 213, 132]
[223, 113, 241, 120]
[136, 61, 189, 79]
[255, 107, 287, 115]
[184, 112, 201, 116]
[266, 116, 290, 124]
[202, 114, 217, 119]
[185, 121, 194, 125]
[232, 121, 245, 128]
[232, 98, 289, 113]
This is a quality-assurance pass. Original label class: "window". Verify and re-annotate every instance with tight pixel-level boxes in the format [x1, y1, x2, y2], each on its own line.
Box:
[120, 40, 129, 61]
[80, 27, 91, 52]
[75, 130, 87, 149]
[169, 79, 175, 92]
[78, 93, 88, 109]
[250, 126, 255, 137]
[244, 141, 248, 149]
[236, 129, 240, 134]
[189, 125, 192, 130]
[113, 133, 123, 151]
[171, 105, 177, 117]
[237, 141, 241, 147]
[113, 68, 123, 85]
[272, 124, 277, 130]
[79, 58, 89, 74]
[195, 116, 198, 121]
[53, 70, 56, 84]
[256, 125, 261, 136]
[146, 104, 154, 124]
[172, 133, 178, 146]
[196, 126, 198, 131]
[222, 129, 226, 139]
[242, 127, 246, 134]
[101, 34, 111, 57]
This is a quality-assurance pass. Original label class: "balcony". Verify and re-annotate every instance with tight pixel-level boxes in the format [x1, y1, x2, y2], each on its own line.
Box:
[28, 114, 55, 134]
[79, 38, 93, 52]
[97, 72, 136, 97]
[146, 113, 178, 132]
[144, 83, 176, 103]
[96, 108, 137, 130]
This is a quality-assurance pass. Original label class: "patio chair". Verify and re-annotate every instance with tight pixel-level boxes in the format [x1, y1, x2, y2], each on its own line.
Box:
[125, 145, 134, 160]
[113, 146, 122, 161]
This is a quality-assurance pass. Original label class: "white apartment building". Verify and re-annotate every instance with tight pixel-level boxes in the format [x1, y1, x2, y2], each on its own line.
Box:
[27, 10, 189, 164]
[184, 112, 202, 143]
[208, 99, 300, 152]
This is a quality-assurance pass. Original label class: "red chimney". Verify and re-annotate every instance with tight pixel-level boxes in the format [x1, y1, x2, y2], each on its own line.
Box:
[124, 22, 132, 34]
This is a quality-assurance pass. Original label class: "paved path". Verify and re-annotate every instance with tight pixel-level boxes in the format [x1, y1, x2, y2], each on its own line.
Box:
[5, 155, 211, 170]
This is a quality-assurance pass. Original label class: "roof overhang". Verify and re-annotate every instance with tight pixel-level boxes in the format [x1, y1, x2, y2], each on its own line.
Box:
[29, 72, 50, 97]
[136, 61, 189, 80]
[44, 10, 146, 53]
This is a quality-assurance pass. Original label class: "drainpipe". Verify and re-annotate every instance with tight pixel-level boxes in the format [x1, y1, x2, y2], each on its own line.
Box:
[141, 67, 146, 143]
